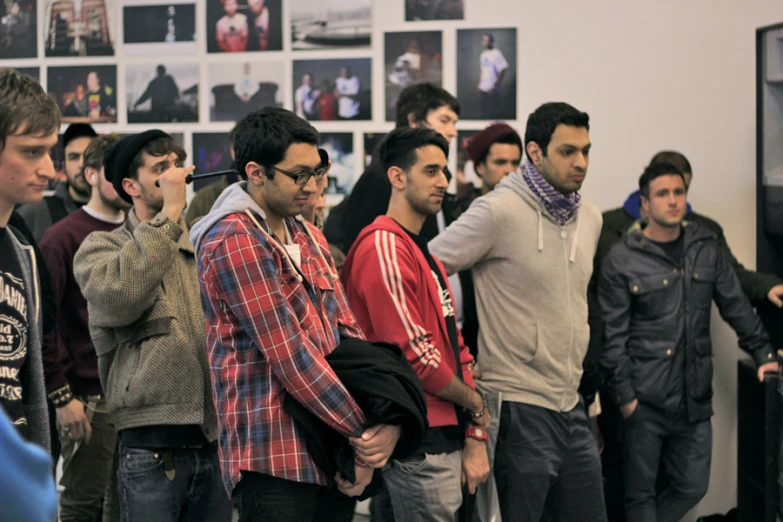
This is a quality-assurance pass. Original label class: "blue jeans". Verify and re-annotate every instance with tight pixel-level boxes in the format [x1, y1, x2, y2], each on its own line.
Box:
[118, 443, 232, 522]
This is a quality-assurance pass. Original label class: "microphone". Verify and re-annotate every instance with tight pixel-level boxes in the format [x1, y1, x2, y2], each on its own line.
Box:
[154, 169, 238, 187]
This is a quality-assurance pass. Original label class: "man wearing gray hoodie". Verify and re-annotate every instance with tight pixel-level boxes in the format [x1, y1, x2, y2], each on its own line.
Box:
[429, 102, 606, 521]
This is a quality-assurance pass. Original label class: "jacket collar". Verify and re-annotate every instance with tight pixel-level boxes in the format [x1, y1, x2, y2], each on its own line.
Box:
[625, 220, 715, 256]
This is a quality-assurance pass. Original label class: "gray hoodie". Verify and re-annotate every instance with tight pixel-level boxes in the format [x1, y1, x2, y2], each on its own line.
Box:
[429, 170, 603, 413]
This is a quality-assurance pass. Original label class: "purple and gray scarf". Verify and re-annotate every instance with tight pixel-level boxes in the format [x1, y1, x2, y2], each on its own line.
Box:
[521, 158, 581, 226]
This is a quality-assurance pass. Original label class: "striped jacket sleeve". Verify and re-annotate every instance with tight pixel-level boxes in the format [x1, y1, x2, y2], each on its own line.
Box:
[351, 229, 454, 394]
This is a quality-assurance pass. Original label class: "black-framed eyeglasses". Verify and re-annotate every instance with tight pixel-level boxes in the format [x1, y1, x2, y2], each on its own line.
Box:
[270, 165, 329, 186]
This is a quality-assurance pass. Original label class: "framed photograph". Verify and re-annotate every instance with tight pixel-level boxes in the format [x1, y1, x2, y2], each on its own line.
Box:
[192, 132, 233, 191]
[48, 65, 118, 123]
[319, 132, 356, 195]
[456, 129, 480, 188]
[206, 0, 282, 53]
[457, 28, 517, 120]
[405, 0, 463, 21]
[363, 132, 387, 167]
[292, 0, 371, 51]
[208, 61, 283, 122]
[384, 31, 442, 122]
[292, 58, 372, 121]
[44, 0, 115, 57]
[0, 0, 37, 58]
[3, 66, 40, 82]
[126, 63, 199, 124]
[123, 1, 196, 55]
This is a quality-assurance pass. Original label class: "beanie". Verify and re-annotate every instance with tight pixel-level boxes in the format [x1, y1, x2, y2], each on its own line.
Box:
[104, 130, 170, 204]
[465, 123, 520, 166]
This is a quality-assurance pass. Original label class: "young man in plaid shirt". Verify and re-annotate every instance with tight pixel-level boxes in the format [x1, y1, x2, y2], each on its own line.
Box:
[191, 107, 401, 522]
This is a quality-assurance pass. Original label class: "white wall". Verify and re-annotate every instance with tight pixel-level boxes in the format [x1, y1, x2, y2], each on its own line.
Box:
[6, 0, 783, 517]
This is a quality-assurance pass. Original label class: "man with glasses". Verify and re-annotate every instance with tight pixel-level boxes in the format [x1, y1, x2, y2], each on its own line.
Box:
[191, 107, 401, 522]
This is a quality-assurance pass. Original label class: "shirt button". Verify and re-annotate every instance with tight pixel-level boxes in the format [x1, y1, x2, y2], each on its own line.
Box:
[663, 279, 669, 285]
[560, 230, 567, 239]
[633, 285, 639, 292]
[694, 273, 699, 279]
[666, 349, 672, 355]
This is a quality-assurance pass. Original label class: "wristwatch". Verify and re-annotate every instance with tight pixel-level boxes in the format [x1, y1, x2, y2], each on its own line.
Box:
[465, 425, 489, 442]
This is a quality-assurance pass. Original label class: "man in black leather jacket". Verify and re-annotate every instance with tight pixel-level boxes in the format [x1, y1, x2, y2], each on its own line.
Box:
[598, 162, 779, 522]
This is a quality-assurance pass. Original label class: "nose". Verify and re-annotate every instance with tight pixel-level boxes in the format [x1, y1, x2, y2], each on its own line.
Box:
[573, 151, 588, 171]
[436, 168, 450, 189]
[38, 153, 56, 181]
[302, 174, 318, 194]
[444, 122, 457, 142]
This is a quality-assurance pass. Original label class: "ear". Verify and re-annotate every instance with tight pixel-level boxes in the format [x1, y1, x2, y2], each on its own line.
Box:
[122, 177, 140, 199]
[245, 161, 265, 186]
[640, 194, 649, 211]
[474, 161, 486, 179]
[406, 113, 419, 128]
[387, 166, 406, 191]
[84, 166, 99, 188]
[526, 141, 542, 167]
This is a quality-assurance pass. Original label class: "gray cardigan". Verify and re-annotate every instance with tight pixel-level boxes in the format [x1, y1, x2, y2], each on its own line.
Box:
[7, 225, 50, 450]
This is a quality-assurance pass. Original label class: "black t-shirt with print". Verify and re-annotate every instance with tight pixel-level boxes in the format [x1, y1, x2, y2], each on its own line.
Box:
[0, 227, 28, 437]
[399, 223, 463, 456]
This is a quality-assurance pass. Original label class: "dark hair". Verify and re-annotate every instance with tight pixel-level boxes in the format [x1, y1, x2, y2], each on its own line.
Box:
[649, 150, 692, 176]
[156, 65, 166, 76]
[233, 107, 319, 179]
[380, 127, 449, 174]
[83, 133, 121, 173]
[483, 33, 494, 44]
[478, 132, 523, 165]
[0, 69, 60, 151]
[524, 102, 589, 157]
[128, 137, 186, 180]
[638, 162, 685, 198]
[394, 82, 460, 128]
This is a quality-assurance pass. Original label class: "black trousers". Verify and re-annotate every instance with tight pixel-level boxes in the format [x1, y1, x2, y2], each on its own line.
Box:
[233, 472, 356, 522]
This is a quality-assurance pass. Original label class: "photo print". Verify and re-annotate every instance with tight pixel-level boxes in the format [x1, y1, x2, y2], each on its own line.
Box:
[0, 0, 36, 59]
[385, 30, 442, 122]
[405, 0, 463, 21]
[123, 1, 196, 55]
[319, 132, 356, 195]
[291, 0, 371, 51]
[292, 57, 372, 121]
[191, 132, 234, 191]
[126, 62, 199, 124]
[208, 61, 283, 122]
[44, 0, 115, 57]
[48, 65, 118, 123]
[206, 0, 282, 53]
[457, 28, 517, 120]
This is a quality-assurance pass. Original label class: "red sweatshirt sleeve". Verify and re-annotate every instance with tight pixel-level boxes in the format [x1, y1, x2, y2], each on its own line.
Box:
[38, 235, 70, 395]
[347, 229, 455, 394]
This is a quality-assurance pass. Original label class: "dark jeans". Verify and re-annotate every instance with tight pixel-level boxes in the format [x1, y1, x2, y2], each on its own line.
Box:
[233, 471, 356, 522]
[117, 443, 232, 522]
[479, 90, 500, 119]
[623, 403, 711, 522]
[494, 399, 607, 522]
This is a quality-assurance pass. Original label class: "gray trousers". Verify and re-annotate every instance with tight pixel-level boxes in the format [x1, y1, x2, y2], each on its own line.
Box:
[623, 403, 711, 522]
[494, 399, 606, 522]
[384, 450, 463, 522]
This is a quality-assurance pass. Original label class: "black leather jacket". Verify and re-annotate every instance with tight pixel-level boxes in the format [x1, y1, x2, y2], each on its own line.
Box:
[598, 221, 774, 423]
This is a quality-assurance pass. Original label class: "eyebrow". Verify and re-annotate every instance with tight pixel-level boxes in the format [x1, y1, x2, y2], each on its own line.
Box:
[423, 163, 446, 170]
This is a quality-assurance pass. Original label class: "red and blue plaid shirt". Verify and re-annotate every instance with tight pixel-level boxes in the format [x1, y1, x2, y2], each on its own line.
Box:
[197, 211, 366, 494]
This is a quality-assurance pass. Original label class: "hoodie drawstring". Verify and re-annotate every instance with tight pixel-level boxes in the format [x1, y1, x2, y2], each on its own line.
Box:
[537, 210, 544, 252]
[243, 209, 304, 283]
[569, 215, 580, 263]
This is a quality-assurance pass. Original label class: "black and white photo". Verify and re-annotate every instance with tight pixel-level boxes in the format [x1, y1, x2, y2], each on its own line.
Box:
[123, 1, 196, 55]
[293, 58, 372, 121]
[405, 0, 463, 21]
[206, 0, 282, 53]
[208, 61, 283, 122]
[44, 0, 115, 56]
[0, 0, 36, 58]
[126, 63, 199, 123]
[385, 31, 442, 121]
[291, 0, 371, 50]
[457, 28, 517, 120]
[48, 65, 118, 123]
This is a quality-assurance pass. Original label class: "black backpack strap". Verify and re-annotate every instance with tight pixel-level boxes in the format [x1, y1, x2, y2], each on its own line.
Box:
[44, 196, 68, 225]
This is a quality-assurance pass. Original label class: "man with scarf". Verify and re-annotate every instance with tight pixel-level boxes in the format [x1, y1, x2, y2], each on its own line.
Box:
[430, 102, 607, 521]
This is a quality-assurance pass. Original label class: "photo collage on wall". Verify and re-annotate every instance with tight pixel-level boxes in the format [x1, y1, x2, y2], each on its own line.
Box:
[0, 0, 518, 207]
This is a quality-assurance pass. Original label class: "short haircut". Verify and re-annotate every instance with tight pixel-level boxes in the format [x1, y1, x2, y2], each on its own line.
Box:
[380, 127, 449, 174]
[128, 137, 186, 180]
[524, 102, 589, 157]
[0, 69, 60, 151]
[649, 150, 692, 176]
[82, 134, 121, 173]
[478, 132, 523, 165]
[233, 107, 319, 179]
[394, 82, 460, 128]
[638, 162, 685, 199]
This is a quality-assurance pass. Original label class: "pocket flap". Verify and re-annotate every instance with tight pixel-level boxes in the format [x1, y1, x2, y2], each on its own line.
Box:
[628, 272, 679, 295]
[691, 267, 717, 282]
[130, 317, 173, 345]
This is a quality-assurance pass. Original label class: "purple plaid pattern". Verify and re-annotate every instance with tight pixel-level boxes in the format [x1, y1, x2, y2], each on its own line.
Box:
[197, 212, 366, 494]
[521, 158, 581, 226]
